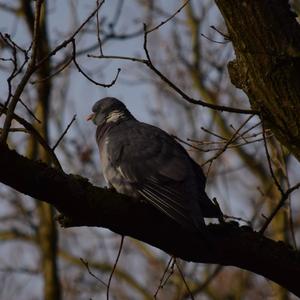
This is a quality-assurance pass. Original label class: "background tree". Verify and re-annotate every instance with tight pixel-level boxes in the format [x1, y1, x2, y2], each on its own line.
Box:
[0, 1, 300, 299]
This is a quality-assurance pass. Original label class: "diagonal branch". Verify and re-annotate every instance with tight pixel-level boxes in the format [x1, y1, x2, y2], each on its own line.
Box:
[88, 24, 258, 116]
[0, 144, 299, 296]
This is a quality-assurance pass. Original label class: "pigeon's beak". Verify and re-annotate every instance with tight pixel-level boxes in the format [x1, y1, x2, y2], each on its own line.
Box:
[86, 113, 95, 121]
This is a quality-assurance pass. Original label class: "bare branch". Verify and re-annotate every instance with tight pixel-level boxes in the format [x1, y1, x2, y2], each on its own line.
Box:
[35, 0, 106, 68]
[80, 258, 107, 287]
[0, 103, 61, 169]
[200, 33, 229, 44]
[19, 98, 41, 123]
[261, 120, 284, 194]
[30, 57, 73, 84]
[72, 40, 121, 87]
[260, 182, 300, 234]
[52, 114, 76, 151]
[175, 259, 195, 300]
[146, 0, 190, 34]
[183, 265, 223, 299]
[0, 144, 299, 296]
[0, 0, 106, 144]
[143, 24, 258, 115]
[106, 236, 124, 300]
[154, 257, 175, 299]
[96, 0, 104, 55]
[88, 51, 258, 115]
[0, 0, 43, 143]
[202, 115, 254, 166]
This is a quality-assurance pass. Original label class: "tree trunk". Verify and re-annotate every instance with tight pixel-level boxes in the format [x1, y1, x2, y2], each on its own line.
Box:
[215, 0, 300, 161]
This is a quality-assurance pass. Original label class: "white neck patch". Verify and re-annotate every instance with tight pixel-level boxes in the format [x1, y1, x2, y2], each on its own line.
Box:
[106, 110, 126, 123]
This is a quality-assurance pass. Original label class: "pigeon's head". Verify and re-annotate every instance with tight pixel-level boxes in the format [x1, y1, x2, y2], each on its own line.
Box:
[86, 97, 132, 126]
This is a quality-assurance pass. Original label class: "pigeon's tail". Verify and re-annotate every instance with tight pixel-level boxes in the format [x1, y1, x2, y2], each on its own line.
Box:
[200, 193, 223, 218]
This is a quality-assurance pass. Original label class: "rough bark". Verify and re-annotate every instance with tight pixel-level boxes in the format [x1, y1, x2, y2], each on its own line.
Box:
[0, 144, 299, 296]
[215, 0, 300, 161]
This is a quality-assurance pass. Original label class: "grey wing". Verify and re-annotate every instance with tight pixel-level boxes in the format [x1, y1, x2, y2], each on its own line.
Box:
[106, 123, 204, 230]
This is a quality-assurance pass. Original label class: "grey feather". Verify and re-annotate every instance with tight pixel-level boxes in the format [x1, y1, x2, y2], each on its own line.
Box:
[90, 97, 222, 231]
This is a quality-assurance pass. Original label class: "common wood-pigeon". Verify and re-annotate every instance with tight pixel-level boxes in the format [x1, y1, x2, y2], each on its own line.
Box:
[87, 97, 222, 231]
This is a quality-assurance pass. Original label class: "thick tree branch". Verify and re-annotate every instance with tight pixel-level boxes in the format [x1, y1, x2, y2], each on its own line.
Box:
[0, 144, 299, 296]
[215, 0, 300, 161]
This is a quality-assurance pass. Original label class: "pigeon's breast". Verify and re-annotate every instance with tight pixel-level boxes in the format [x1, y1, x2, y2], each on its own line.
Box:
[98, 129, 139, 198]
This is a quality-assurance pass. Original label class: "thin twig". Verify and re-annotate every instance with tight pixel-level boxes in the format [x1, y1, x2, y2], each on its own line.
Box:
[146, 0, 190, 33]
[88, 48, 258, 114]
[188, 129, 271, 147]
[202, 115, 254, 166]
[173, 135, 206, 152]
[88, 54, 147, 63]
[0, 33, 30, 119]
[200, 33, 229, 44]
[72, 39, 121, 87]
[183, 265, 223, 299]
[0, 0, 43, 144]
[0, 0, 106, 138]
[31, 0, 106, 79]
[202, 136, 271, 151]
[261, 120, 283, 194]
[260, 182, 300, 234]
[175, 259, 195, 300]
[200, 126, 227, 140]
[0, 102, 62, 169]
[143, 24, 257, 114]
[52, 114, 76, 151]
[239, 121, 262, 139]
[77, 27, 144, 57]
[19, 98, 41, 123]
[107, 235, 124, 300]
[96, 0, 104, 55]
[80, 258, 107, 287]
[153, 256, 175, 299]
[1, 32, 29, 55]
[31, 57, 73, 84]
[35, 0, 106, 69]
[230, 124, 248, 143]
[210, 25, 230, 40]
[1, 0, 106, 143]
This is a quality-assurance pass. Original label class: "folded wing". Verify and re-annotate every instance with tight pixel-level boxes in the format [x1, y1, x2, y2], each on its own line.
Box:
[105, 121, 208, 230]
